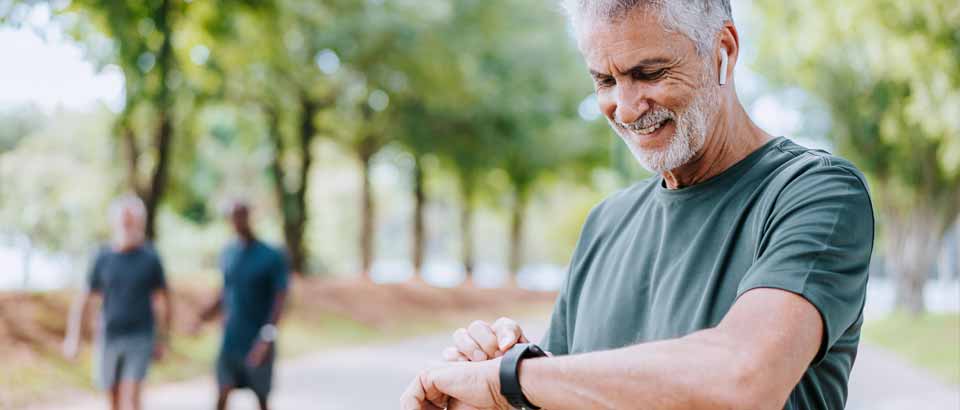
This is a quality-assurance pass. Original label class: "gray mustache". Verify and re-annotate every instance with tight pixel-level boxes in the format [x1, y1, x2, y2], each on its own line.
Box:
[615, 108, 674, 131]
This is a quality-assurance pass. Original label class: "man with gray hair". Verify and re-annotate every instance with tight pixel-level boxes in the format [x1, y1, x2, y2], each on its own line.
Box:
[63, 194, 172, 410]
[401, 1, 873, 409]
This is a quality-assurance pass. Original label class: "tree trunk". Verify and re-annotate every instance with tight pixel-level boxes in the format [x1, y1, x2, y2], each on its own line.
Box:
[459, 177, 475, 284]
[143, 0, 174, 241]
[358, 139, 376, 280]
[144, 112, 172, 240]
[412, 155, 426, 277]
[120, 119, 142, 196]
[508, 187, 529, 285]
[266, 100, 314, 277]
[885, 202, 952, 315]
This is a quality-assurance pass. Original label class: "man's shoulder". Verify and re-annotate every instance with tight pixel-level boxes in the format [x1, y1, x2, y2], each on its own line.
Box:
[138, 242, 163, 260]
[770, 139, 870, 195]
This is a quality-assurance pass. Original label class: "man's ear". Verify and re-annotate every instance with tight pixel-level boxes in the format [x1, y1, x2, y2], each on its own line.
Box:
[717, 21, 740, 87]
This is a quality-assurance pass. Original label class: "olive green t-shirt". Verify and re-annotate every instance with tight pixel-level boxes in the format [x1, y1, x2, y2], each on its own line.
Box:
[542, 137, 874, 410]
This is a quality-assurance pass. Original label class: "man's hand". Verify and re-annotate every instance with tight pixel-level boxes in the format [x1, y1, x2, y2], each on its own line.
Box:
[442, 318, 528, 362]
[400, 358, 511, 410]
[246, 340, 271, 368]
[187, 319, 205, 337]
[153, 340, 167, 361]
[61, 336, 80, 360]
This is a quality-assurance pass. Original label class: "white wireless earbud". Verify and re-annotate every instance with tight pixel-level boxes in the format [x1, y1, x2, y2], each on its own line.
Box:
[719, 47, 729, 86]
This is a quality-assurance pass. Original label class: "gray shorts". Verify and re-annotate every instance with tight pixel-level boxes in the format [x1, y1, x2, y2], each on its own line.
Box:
[216, 349, 275, 397]
[95, 333, 155, 389]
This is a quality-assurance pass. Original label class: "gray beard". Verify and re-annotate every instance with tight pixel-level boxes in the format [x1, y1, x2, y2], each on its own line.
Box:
[613, 81, 719, 174]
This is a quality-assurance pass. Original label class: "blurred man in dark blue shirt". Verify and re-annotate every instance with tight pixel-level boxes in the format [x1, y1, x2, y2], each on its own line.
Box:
[195, 201, 289, 410]
[63, 194, 172, 410]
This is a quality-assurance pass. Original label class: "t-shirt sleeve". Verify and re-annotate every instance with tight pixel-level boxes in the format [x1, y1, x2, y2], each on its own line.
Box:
[737, 162, 874, 364]
[86, 249, 105, 292]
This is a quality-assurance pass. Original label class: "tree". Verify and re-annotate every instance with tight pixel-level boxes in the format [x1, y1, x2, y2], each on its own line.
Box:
[314, 0, 428, 278]
[62, 0, 184, 240]
[753, 0, 960, 313]
[198, 0, 340, 275]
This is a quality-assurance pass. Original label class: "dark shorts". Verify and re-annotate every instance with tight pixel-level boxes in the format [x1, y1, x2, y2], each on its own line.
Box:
[95, 333, 155, 389]
[216, 349, 275, 397]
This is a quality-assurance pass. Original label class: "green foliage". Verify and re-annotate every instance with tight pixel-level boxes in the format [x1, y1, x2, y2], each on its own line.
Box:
[753, 0, 960, 312]
[752, 0, 960, 209]
[0, 0, 617, 276]
[0, 104, 44, 153]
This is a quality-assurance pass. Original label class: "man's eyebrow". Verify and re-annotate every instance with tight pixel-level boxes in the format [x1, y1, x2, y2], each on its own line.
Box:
[590, 57, 677, 77]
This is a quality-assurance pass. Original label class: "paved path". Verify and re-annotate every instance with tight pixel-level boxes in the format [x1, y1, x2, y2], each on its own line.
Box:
[846, 344, 959, 410]
[33, 320, 958, 410]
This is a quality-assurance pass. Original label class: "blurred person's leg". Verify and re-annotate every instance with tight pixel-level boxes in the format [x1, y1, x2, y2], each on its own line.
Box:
[249, 348, 274, 410]
[117, 380, 141, 410]
[216, 386, 233, 410]
[109, 383, 121, 410]
[117, 334, 153, 410]
[255, 393, 269, 410]
[215, 351, 238, 410]
[97, 337, 123, 410]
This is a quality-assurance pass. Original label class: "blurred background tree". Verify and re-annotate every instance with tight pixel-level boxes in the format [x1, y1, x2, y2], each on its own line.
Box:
[0, 0, 606, 287]
[753, 0, 960, 313]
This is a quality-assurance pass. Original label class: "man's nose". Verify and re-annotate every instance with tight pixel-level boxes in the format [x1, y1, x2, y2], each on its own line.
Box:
[614, 86, 651, 124]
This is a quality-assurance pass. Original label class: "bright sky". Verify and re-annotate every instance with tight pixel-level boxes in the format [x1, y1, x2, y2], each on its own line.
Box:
[0, 5, 124, 112]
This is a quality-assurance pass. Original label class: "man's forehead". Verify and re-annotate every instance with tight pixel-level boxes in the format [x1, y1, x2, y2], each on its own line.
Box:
[577, 10, 692, 73]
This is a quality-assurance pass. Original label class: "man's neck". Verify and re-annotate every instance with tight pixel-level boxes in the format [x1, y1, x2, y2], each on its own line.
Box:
[112, 235, 144, 253]
[238, 233, 256, 245]
[662, 94, 771, 189]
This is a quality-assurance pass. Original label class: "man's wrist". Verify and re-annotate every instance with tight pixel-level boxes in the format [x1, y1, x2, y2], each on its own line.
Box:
[518, 356, 546, 410]
[259, 323, 278, 343]
[500, 344, 548, 409]
[486, 358, 513, 410]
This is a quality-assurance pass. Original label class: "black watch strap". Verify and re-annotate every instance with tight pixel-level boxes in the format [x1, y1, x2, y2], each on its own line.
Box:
[499, 343, 547, 410]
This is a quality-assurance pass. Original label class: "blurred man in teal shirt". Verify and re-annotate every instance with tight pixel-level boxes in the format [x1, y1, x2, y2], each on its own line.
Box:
[195, 201, 289, 410]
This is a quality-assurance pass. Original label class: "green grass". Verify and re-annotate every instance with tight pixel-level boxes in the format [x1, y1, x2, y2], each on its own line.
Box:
[862, 312, 960, 385]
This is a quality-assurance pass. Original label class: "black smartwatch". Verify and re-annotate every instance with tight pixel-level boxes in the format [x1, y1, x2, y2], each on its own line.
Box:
[499, 343, 547, 410]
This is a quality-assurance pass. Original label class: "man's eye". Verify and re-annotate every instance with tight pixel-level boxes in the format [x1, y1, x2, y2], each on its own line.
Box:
[633, 69, 667, 81]
[595, 76, 616, 87]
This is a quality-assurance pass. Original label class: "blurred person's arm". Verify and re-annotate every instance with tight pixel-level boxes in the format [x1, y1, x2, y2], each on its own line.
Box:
[151, 253, 172, 359]
[245, 291, 287, 367]
[152, 288, 172, 359]
[63, 250, 105, 359]
[196, 291, 223, 325]
[62, 290, 97, 359]
[247, 253, 291, 367]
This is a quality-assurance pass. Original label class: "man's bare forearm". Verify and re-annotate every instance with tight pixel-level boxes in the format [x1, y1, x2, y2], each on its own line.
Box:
[519, 290, 821, 410]
[65, 291, 94, 342]
[519, 328, 762, 410]
[154, 289, 173, 338]
[266, 292, 287, 326]
[199, 292, 222, 322]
